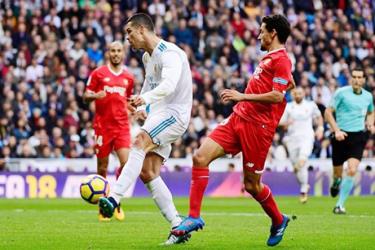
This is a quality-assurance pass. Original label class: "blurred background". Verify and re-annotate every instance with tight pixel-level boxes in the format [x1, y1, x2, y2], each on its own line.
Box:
[0, 0, 374, 197]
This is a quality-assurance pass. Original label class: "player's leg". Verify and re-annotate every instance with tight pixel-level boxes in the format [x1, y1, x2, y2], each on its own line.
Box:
[330, 134, 346, 197]
[94, 132, 113, 221]
[239, 118, 288, 246]
[334, 131, 366, 214]
[140, 151, 190, 245]
[334, 158, 359, 214]
[295, 140, 313, 203]
[99, 130, 156, 217]
[140, 151, 182, 228]
[171, 137, 226, 237]
[113, 146, 130, 221]
[172, 115, 239, 237]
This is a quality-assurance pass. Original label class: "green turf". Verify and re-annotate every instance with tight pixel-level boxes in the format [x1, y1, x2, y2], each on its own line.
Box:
[0, 196, 374, 249]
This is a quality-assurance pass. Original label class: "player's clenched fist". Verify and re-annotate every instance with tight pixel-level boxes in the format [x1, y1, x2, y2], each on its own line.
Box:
[129, 95, 146, 107]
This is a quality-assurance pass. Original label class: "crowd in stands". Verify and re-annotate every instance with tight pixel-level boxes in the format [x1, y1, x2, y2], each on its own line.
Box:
[0, 0, 374, 167]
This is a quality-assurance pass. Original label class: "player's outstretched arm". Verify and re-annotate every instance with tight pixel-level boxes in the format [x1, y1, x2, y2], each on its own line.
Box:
[83, 90, 106, 103]
[221, 89, 285, 104]
[140, 51, 182, 105]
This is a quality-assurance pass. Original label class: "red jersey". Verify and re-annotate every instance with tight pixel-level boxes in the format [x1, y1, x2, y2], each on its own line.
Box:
[86, 65, 134, 131]
[233, 48, 292, 129]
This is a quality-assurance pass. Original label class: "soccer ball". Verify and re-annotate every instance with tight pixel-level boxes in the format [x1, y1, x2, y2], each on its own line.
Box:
[80, 174, 110, 204]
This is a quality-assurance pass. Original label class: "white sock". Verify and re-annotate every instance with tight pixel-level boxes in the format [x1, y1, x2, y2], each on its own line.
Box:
[296, 166, 309, 193]
[111, 148, 146, 204]
[145, 176, 181, 228]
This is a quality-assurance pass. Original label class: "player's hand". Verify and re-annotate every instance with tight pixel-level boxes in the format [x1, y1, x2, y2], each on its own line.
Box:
[129, 95, 145, 107]
[127, 103, 136, 114]
[220, 89, 244, 103]
[95, 91, 106, 99]
[135, 110, 147, 123]
[365, 121, 374, 134]
[334, 130, 347, 141]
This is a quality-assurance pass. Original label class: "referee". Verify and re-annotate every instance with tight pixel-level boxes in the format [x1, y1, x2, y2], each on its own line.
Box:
[325, 67, 374, 214]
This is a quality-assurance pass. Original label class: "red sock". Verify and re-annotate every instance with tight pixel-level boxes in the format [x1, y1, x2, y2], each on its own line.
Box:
[189, 167, 209, 218]
[253, 184, 283, 226]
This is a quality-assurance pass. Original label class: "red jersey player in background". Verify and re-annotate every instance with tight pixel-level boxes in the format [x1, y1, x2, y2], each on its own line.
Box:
[172, 15, 294, 247]
[83, 41, 134, 222]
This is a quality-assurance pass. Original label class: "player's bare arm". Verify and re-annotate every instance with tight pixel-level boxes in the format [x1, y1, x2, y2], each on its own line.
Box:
[83, 90, 106, 103]
[286, 76, 296, 92]
[365, 111, 374, 133]
[221, 89, 284, 104]
[324, 107, 347, 141]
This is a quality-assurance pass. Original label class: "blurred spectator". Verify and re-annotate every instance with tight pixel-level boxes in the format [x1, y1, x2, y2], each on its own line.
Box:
[0, 0, 373, 160]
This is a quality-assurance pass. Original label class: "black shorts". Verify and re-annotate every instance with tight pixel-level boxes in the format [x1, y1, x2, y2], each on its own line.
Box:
[330, 131, 369, 166]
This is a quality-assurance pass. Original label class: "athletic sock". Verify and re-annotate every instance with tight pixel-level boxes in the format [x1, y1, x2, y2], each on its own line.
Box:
[145, 176, 181, 228]
[189, 167, 209, 218]
[336, 176, 354, 208]
[253, 184, 283, 226]
[111, 148, 146, 204]
[296, 166, 309, 193]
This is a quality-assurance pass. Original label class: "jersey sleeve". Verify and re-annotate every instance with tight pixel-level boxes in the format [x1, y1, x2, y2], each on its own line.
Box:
[86, 70, 99, 92]
[328, 89, 342, 110]
[272, 57, 292, 93]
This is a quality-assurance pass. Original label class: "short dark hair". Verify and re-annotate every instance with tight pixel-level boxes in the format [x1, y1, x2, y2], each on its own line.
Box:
[261, 15, 291, 44]
[352, 67, 365, 77]
[126, 13, 154, 31]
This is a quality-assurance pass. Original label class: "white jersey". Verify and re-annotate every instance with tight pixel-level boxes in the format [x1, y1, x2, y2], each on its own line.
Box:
[280, 99, 321, 139]
[140, 40, 193, 127]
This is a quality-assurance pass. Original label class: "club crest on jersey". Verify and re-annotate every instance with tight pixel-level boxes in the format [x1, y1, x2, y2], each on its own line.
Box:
[104, 77, 111, 82]
[123, 79, 128, 87]
[262, 58, 271, 65]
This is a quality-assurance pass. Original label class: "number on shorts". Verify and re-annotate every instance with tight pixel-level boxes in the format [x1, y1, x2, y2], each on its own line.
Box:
[94, 135, 103, 146]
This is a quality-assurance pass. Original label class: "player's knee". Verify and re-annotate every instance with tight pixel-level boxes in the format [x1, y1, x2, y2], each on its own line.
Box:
[244, 182, 262, 196]
[192, 152, 209, 166]
[139, 168, 157, 183]
[133, 132, 153, 151]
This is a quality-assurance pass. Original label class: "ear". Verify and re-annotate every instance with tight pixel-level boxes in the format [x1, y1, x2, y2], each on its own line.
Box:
[271, 29, 277, 39]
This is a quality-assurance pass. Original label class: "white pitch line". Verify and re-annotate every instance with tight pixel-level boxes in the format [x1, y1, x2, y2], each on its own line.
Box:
[9, 210, 375, 218]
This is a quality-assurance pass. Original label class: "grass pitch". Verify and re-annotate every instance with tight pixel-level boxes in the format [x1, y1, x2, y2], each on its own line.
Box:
[0, 196, 374, 249]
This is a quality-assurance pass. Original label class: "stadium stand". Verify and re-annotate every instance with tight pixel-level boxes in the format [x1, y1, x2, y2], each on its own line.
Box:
[0, 0, 374, 168]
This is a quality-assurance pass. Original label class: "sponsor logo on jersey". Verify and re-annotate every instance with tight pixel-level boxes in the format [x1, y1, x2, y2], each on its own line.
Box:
[103, 85, 126, 96]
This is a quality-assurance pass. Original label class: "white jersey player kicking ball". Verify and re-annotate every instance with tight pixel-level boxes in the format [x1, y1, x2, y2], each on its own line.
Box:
[98, 13, 193, 245]
[279, 87, 323, 203]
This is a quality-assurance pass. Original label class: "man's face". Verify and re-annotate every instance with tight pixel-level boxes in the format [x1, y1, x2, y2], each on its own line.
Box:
[292, 88, 304, 103]
[108, 43, 124, 66]
[350, 70, 365, 92]
[125, 22, 143, 50]
[258, 23, 274, 51]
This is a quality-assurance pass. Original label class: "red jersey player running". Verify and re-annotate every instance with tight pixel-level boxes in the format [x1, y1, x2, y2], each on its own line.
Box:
[171, 15, 294, 247]
[83, 41, 134, 222]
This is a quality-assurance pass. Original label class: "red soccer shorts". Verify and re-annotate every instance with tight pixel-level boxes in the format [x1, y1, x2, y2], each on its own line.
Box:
[94, 128, 131, 158]
[209, 113, 274, 174]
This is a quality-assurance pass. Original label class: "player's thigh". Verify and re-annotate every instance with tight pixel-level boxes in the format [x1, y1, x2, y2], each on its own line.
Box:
[286, 141, 299, 165]
[299, 138, 314, 160]
[238, 120, 274, 174]
[330, 134, 347, 166]
[193, 137, 226, 166]
[207, 114, 241, 160]
[142, 112, 186, 146]
[94, 130, 113, 158]
[113, 130, 131, 165]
